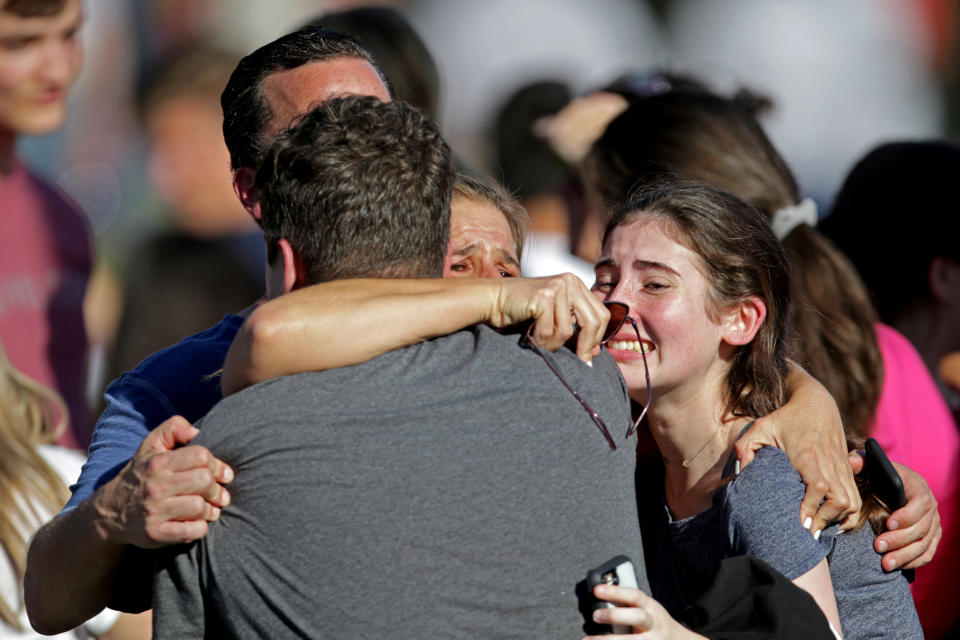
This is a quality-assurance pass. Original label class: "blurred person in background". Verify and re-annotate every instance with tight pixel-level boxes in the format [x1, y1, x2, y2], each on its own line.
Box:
[492, 80, 596, 285]
[824, 141, 960, 415]
[824, 140, 960, 638]
[665, 0, 942, 204]
[0, 340, 150, 639]
[101, 45, 264, 387]
[582, 82, 958, 637]
[0, 0, 91, 450]
[25, 26, 393, 635]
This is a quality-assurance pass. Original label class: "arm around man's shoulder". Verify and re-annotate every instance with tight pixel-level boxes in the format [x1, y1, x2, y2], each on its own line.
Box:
[25, 416, 233, 633]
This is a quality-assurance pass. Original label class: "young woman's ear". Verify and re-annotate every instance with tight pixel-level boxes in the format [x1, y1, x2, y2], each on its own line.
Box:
[722, 296, 767, 346]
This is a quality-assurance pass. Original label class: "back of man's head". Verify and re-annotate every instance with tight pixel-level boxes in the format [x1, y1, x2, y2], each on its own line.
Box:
[221, 26, 393, 172]
[257, 96, 452, 284]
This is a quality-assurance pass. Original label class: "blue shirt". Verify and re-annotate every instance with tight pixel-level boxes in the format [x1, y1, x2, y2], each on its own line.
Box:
[61, 315, 244, 513]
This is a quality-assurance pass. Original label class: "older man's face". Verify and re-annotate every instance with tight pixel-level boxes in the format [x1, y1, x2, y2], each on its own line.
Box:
[444, 196, 521, 279]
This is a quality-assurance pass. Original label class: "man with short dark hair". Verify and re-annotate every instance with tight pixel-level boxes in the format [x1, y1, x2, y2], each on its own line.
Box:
[150, 96, 644, 638]
[25, 26, 393, 634]
[223, 25, 392, 219]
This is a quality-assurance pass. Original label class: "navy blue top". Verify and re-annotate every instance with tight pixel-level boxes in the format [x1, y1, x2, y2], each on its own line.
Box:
[61, 314, 244, 513]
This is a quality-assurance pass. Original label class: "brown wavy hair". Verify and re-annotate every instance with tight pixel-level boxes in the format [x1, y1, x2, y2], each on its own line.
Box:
[0, 343, 70, 629]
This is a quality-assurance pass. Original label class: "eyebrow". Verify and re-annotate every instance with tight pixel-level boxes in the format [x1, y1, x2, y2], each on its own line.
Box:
[594, 257, 681, 277]
[451, 242, 521, 269]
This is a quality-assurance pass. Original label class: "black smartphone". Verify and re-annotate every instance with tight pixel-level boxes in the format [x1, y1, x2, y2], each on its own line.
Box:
[585, 555, 639, 635]
[862, 438, 905, 513]
[861, 438, 914, 582]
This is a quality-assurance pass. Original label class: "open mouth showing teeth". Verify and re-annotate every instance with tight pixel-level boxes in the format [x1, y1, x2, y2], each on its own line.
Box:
[608, 340, 654, 353]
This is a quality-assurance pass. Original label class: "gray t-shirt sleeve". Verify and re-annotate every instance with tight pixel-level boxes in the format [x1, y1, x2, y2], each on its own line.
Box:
[724, 447, 835, 580]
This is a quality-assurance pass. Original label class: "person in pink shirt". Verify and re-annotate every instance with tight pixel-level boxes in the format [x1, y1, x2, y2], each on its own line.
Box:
[0, 0, 90, 449]
[869, 323, 960, 637]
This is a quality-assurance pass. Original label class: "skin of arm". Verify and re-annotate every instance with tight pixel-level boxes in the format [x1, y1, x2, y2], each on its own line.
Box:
[221, 274, 609, 395]
[792, 558, 843, 637]
[25, 417, 232, 634]
[96, 610, 152, 640]
[733, 362, 860, 532]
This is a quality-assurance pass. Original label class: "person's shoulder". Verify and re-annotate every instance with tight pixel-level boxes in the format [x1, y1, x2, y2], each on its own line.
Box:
[724, 445, 835, 580]
[103, 314, 244, 422]
[740, 446, 794, 474]
[19, 161, 88, 223]
[728, 447, 802, 507]
[873, 323, 921, 362]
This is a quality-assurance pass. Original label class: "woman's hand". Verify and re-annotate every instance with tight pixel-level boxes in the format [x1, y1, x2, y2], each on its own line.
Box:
[734, 363, 861, 534]
[585, 584, 706, 639]
[489, 273, 610, 363]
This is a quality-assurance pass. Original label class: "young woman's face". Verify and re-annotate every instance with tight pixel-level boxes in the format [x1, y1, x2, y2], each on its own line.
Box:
[592, 216, 727, 398]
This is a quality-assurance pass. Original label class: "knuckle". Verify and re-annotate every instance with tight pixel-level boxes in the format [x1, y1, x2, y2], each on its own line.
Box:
[833, 496, 852, 512]
[144, 481, 165, 500]
[185, 495, 206, 516]
[810, 479, 830, 495]
[194, 467, 214, 487]
[145, 455, 166, 475]
[193, 446, 212, 466]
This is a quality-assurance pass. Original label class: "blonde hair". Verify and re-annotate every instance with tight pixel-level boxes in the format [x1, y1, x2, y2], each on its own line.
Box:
[0, 343, 70, 629]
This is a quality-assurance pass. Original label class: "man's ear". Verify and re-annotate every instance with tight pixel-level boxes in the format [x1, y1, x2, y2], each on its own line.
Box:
[721, 296, 767, 346]
[928, 256, 960, 303]
[233, 168, 262, 222]
[278, 238, 306, 294]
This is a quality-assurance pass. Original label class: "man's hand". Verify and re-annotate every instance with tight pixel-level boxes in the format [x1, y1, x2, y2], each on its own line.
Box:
[490, 273, 610, 363]
[871, 461, 941, 571]
[733, 364, 861, 533]
[94, 415, 233, 548]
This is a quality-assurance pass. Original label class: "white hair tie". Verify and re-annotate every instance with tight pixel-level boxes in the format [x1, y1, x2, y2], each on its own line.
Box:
[770, 197, 818, 240]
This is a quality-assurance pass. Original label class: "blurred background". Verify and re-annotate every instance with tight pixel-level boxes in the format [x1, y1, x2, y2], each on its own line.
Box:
[16, 0, 958, 402]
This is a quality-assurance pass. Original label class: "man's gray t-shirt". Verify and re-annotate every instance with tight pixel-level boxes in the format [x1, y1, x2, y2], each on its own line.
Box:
[152, 325, 647, 638]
